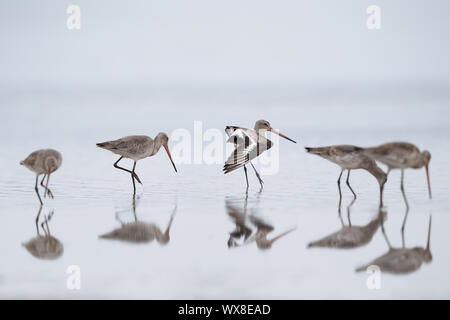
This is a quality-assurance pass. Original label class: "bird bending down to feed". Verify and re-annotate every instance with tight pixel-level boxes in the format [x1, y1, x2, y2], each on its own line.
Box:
[96, 133, 177, 194]
[305, 145, 387, 208]
[363, 142, 432, 208]
[20, 149, 63, 205]
[223, 120, 297, 191]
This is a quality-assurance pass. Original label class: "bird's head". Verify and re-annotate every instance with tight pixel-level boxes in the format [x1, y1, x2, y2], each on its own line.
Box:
[254, 120, 297, 143]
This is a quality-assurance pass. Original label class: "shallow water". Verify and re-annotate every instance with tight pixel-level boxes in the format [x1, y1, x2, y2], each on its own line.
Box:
[0, 85, 449, 299]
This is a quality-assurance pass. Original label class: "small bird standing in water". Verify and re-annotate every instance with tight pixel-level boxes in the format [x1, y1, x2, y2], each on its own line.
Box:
[20, 149, 62, 205]
[305, 145, 387, 207]
[364, 142, 432, 208]
[96, 133, 177, 194]
[224, 120, 297, 191]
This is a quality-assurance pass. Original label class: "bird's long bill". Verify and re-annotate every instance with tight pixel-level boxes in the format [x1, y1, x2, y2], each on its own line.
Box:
[270, 228, 296, 244]
[425, 165, 432, 199]
[270, 128, 297, 143]
[426, 215, 432, 251]
[164, 145, 178, 173]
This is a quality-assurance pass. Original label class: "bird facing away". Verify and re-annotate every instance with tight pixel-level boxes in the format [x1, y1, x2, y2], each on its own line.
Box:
[308, 208, 386, 249]
[224, 120, 297, 191]
[20, 149, 62, 205]
[96, 133, 177, 195]
[363, 142, 432, 208]
[305, 145, 387, 208]
[356, 215, 432, 274]
[22, 208, 64, 260]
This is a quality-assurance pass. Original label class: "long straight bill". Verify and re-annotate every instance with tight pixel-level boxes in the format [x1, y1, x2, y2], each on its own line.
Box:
[164, 145, 178, 173]
[270, 128, 297, 144]
[426, 165, 432, 199]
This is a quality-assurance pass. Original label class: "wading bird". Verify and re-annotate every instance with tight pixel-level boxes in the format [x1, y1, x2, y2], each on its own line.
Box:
[96, 133, 177, 194]
[224, 120, 296, 191]
[364, 142, 432, 208]
[305, 145, 387, 207]
[356, 215, 432, 275]
[20, 149, 62, 205]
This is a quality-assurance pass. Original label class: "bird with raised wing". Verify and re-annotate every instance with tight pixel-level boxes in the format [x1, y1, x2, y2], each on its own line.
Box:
[305, 145, 387, 207]
[20, 149, 62, 205]
[224, 120, 296, 191]
[364, 142, 432, 208]
[96, 133, 177, 194]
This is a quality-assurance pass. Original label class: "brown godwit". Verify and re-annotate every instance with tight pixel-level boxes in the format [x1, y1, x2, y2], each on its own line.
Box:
[364, 142, 432, 208]
[305, 145, 387, 207]
[23, 208, 64, 260]
[224, 120, 296, 191]
[96, 133, 177, 194]
[20, 149, 62, 205]
[355, 215, 432, 274]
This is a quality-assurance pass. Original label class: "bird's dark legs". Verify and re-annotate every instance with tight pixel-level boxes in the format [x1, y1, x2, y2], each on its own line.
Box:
[35, 175, 43, 206]
[379, 184, 384, 208]
[131, 161, 138, 196]
[400, 169, 410, 211]
[250, 163, 264, 191]
[347, 198, 356, 227]
[400, 169, 410, 247]
[114, 157, 143, 194]
[40, 174, 54, 199]
[346, 170, 357, 200]
[244, 165, 249, 192]
[337, 170, 344, 208]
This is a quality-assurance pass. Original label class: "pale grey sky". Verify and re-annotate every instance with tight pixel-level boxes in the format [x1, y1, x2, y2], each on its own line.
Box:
[0, 0, 449, 86]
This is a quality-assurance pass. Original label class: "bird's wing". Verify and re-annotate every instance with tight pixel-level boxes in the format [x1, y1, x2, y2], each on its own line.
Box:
[223, 128, 272, 173]
[365, 143, 420, 165]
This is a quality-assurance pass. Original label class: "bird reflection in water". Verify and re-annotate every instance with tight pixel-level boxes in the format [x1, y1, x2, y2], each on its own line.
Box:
[356, 213, 432, 275]
[99, 196, 176, 245]
[22, 206, 64, 260]
[226, 197, 296, 250]
[308, 201, 386, 249]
